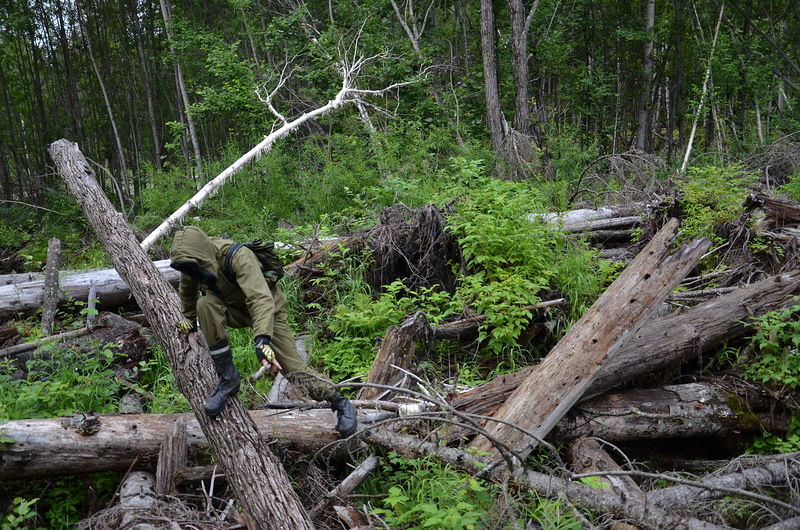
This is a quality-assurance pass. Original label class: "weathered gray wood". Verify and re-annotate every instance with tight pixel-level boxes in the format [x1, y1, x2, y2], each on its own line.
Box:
[568, 438, 644, 510]
[155, 421, 187, 495]
[0, 326, 92, 358]
[0, 259, 180, 318]
[0, 409, 340, 480]
[449, 268, 800, 417]
[553, 382, 786, 442]
[441, 380, 784, 445]
[357, 311, 432, 401]
[41, 238, 62, 335]
[49, 139, 314, 529]
[469, 219, 711, 460]
[648, 451, 800, 509]
[309, 454, 380, 517]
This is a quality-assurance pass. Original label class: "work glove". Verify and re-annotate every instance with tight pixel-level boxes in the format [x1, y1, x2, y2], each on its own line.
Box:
[255, 335, 276, 364]
[176, 318, 197, 335]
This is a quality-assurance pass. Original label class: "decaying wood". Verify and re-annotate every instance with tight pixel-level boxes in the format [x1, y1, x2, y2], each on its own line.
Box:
[49, 139, 315, 529]
[449, 267, 800, 416]
[0, 408, 341, 480]
[556, 381, 788, 441]
[444, 380, 784, 445]
[41, 237, 62, 335]
[358, 311, 432, 401]
[155, 421, 188, 496]
[469, 219, 711, 460]
[648, 451, 800, 508]
[568, 438, 645, 509]
[5, 377, 777, 482]
[0, 326, 92, 358]
[0, 311, 147, 360]
[309, 454, 380, 517]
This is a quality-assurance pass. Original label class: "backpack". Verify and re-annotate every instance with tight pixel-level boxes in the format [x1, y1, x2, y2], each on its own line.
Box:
[224, 239, 285, 286]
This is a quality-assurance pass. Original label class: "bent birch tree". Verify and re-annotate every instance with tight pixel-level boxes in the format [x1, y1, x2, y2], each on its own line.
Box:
[140, 51, 423, 252]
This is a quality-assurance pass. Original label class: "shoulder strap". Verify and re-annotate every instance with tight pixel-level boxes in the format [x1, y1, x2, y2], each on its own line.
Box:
[224, 242, 245, 285]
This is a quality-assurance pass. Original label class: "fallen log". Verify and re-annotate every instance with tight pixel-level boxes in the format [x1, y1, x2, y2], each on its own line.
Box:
[0, 259, 180, 318]
[357, 311, 432, 401]
[468, 219, 711, 460]
[3, 381, 780, 481]
[0, 408, 343, 480]
[551, 380, 787, 442]
[0, 239, 342, 320]
[568, 438, 645, 510]
[648, 451, 800, 508]
[448, 268, 800, 417]
[441, 380, 786, 445]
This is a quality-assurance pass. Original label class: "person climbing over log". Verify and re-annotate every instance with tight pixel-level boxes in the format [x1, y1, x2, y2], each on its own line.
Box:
[169, 226, 357, 436]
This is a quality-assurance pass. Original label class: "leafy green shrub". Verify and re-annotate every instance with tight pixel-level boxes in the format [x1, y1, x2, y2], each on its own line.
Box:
[364, 452, 585, 529]
[1, 497, 43, 530]
[740, 303, 800, 454]
[445, 175, 607, 355]
[133, 344, 191, 414]
[678, 163, 756, 246]
[318, 280, 462, 383]
[0, 345, 125, 420]
[367, 452, 495, 529]
[741, 303, 800, 390]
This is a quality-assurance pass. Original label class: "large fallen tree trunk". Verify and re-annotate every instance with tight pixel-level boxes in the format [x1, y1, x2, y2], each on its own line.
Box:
[469, 219, 711, 460]
[449, 267, 800, 417]
[0, 260, 180, 318]
[0, 409, 340, 480]
[2, 381, 779, 481]
[551, 380, 787, 442]
[49, 139, 315, 529]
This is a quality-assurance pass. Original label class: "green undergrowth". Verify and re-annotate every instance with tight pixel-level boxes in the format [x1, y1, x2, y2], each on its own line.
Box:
[737, 303, 800, 454]
[360, 452, 584, 529]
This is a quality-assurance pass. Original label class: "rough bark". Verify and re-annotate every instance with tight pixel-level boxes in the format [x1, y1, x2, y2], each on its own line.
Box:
[0, 408, 340, 480]
[441, 380, 785, 445]
[469, 219, 711, 459]
[41, 237, 61, 335]
[449, 268, 800, 416]
[48, 139, 314, 529]
[479, 0, 505, 155]
[552, 380, 786, 442]
[357, 311, 432, 401]
[648, 452, 800, 508]
[2, 380, 777, 481]
[309, 454, 381, 517]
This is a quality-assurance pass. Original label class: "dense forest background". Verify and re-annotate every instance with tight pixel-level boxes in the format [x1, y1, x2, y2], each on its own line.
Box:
[0, 0, 797, 263]
[2, 0, 800, 528]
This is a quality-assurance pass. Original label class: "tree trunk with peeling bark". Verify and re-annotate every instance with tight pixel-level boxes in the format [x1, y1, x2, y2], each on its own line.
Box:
[48, 139, 314, 529]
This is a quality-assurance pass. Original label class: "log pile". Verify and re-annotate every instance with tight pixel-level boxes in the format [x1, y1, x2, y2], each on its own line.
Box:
[6, 171, 800, 528]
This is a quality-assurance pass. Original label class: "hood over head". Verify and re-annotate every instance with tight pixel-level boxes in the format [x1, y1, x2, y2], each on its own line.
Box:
[170, 226, 220, 288]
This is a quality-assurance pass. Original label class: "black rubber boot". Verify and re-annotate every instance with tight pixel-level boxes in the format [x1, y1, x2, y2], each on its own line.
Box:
[328, 392, 357, 436]
[204, 346, 240, 417]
